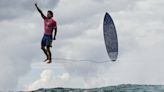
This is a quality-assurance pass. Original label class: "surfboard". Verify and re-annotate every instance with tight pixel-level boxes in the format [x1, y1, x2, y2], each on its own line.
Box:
[103, 12, 118, 61]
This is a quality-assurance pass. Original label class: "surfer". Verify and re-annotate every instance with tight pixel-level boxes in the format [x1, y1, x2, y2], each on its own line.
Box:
[35, 3, 57, 64]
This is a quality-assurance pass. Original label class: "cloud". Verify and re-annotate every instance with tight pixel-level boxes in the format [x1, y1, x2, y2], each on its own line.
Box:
[81, 0, 164, 87]
[0, 0, 59, 21]
[27, 69, 75, 91]
[51, 0, 164, 88]
[0, 16, 37, 91]
[0, 0, 60, 90]
[0, 12, 47, 91]
[0, 56, 27, 91]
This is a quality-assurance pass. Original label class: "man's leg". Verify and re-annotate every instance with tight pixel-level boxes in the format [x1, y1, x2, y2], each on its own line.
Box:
[46, 46, 52, 64]
[41, 46, 49, 62]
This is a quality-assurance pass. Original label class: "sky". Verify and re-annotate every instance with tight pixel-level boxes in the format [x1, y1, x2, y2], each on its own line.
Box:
[0, 0, 164, 91]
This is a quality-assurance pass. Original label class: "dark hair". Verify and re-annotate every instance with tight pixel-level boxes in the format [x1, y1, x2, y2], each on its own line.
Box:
[48, 10, 53, 17]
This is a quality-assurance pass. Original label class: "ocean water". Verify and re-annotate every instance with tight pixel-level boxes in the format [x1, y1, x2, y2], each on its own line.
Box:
[29, 84, 164, 92]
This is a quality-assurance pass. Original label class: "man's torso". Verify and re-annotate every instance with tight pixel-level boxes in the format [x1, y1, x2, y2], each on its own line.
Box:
[44, 17, 56, 35]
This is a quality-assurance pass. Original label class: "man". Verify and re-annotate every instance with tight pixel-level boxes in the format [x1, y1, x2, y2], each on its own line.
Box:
[35, 3, 57, 64]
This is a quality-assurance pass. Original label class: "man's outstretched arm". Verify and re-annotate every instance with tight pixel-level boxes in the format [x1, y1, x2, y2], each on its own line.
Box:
[35, 3, 45, 19]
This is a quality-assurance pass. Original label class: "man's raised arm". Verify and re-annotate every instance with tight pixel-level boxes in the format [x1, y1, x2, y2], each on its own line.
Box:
[35, 3, 45, 19]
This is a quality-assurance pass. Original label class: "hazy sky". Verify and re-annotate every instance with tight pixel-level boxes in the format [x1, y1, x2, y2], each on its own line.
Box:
[0, 0, 164, 91]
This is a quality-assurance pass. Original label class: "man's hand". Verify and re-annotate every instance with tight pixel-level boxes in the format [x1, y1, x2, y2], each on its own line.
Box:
[53, 36, 56, 40]
[35, 3, 38, 7]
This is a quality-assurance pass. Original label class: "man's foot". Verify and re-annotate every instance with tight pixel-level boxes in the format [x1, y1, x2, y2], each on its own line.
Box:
[47, 59, 52, 64]
[44, 58, 48, 62]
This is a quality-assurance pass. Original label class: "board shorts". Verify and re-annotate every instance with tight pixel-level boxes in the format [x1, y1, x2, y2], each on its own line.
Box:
[41, 34, 52, 47]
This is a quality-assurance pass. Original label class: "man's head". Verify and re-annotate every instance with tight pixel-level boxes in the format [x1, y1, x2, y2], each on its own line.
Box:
[47, 10, 53, 19]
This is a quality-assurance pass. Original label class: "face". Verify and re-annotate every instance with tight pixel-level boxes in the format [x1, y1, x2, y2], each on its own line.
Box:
[47, 12, 52, 19]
